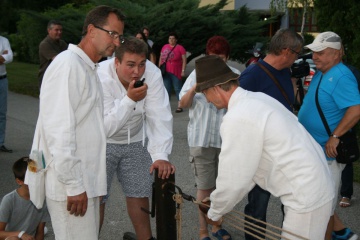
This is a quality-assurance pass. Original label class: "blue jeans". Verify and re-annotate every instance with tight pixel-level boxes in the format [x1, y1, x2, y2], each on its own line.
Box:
[0, 77, 8, 145]
[244, 184, 271, 240]
[163, 72, 182, 101]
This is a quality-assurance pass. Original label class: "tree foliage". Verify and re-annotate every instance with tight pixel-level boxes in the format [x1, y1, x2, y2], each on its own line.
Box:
[270, 0, 314, 37]
[314, 0, 360, 69]
[6, 0, 271, 64]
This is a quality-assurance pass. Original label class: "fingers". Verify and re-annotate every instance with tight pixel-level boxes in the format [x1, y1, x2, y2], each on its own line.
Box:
[158, 164, 175, 179]
[67, 192, 88, 217]
[151, 161, 175, 179]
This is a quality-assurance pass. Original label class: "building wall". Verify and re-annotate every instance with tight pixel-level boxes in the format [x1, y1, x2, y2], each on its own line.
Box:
[199, 0, 289, 36]
[199, 0, 235, 10]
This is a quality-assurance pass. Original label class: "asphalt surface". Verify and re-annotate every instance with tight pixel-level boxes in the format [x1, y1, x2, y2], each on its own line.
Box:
[0, 59, 359, 239]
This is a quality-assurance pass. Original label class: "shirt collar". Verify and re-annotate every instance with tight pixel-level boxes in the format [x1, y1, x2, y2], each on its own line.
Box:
[68, 44, 98, 70]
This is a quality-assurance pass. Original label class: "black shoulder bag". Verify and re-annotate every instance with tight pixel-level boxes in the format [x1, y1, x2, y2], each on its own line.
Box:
[160, 44, 177, 77]
[315, 75, 359, 163]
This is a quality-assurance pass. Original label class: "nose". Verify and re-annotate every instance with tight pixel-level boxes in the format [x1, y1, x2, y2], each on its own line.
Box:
[113, 38, 120, 47]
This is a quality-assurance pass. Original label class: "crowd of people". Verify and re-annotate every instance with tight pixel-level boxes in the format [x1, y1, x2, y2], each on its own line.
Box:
[0, 4, 359, 240]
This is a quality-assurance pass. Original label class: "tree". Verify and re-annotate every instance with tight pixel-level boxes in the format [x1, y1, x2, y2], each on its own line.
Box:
[91, 0, 270, 63]
[270, 0, 314, 37]
[314, 0, 360, 69]
[10, 0, 271, 64]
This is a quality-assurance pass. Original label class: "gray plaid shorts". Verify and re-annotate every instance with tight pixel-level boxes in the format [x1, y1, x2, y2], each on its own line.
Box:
[101, 141, 153, 204]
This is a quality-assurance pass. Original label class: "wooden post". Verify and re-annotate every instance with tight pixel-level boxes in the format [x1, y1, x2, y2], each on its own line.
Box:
[154, 171, 177, 240]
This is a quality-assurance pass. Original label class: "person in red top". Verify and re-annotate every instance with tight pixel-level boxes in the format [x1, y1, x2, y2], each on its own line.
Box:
[159, 32, 187, 113]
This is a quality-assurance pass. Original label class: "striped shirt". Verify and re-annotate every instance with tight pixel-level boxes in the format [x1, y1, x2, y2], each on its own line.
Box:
[179, 65, 240, 148]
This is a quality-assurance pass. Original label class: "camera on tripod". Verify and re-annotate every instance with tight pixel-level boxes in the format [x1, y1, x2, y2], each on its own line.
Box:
[291, 60, 310, 78]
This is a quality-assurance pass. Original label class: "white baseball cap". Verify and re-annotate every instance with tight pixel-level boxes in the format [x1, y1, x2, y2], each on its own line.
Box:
[305, 31, 342, 52]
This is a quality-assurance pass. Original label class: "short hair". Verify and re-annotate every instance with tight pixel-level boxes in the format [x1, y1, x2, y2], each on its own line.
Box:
[268, 28, 304, 55]
[135, 31, 148, 42]
[82, 5, 126, 36]
[47, 20, 62, 29]
[142, 26, 150, 33]
[12, 157, 29, 181]
[218, 79, 239, 91]
[168, 32, 179, 40]
[206, 36, 230, 58]
[115, 36, 148, 62]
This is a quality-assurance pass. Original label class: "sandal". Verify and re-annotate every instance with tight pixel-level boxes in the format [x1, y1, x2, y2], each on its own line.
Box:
[339, 197, 351, 208]
[212, 228, 232, 240]
[175, 108, 183, 113]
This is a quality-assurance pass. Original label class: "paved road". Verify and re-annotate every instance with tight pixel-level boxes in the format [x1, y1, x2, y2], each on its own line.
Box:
[1, 88, 359, 239]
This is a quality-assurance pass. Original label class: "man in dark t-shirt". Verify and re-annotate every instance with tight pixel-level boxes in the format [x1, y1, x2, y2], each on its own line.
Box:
[38, 20, 68, 88]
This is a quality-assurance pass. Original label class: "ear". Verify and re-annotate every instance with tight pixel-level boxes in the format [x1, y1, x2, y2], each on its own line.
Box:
[115, 57, 120, 67]
[87, 24, 96, 38]
[15, 178, 24, 185]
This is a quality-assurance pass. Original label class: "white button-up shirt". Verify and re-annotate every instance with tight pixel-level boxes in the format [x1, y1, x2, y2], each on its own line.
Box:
[34, 44, 107, 201]
[179, 66, 240, 148]
[98, 58, 173, 162]
[208, 88, 334, 220]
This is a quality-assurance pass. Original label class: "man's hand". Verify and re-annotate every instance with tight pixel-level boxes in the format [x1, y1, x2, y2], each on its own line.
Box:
[19, 232, 35, 240]
[67, 192, 88, 217]
[325, 137, 340, 158]
[127, 80, 147, 102]
[150, 160, 175, 179]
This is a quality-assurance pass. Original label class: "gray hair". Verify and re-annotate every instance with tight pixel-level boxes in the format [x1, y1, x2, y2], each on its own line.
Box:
[268, 28, 304, 55]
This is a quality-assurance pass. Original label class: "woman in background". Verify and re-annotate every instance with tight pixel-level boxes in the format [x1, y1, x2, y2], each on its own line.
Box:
[159, 32, 187, 113]
[135, 31, 156, 64]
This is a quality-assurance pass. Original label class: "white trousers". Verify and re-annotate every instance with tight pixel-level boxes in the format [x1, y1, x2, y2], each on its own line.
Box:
[281, 201, 332, 240]
[46, 197, 100, 240]
[327, 160, 346, 213]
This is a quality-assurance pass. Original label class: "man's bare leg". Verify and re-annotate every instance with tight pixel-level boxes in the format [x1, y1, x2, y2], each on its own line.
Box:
[126, 197, 152, 240]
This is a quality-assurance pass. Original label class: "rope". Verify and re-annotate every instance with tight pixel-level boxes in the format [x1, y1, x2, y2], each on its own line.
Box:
[193, 200, 309, 240]
[173, 193, 183, 240]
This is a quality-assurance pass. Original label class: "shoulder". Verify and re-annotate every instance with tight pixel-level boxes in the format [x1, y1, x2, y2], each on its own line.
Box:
[0, 190, 15, 206]
[0, 36, 10, 44]
[177, 44, 186, 52]
[98, 59, 117, 84]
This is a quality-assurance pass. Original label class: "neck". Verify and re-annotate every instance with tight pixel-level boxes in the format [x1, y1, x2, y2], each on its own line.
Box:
[263, 54, 287, 70]
[78, 38, 101, 63]
[17, 186, 30, 200]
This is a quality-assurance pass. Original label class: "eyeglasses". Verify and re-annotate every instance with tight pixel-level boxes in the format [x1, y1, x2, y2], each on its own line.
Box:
[94, 25, 124, 43]
[289, 48, 301, 57]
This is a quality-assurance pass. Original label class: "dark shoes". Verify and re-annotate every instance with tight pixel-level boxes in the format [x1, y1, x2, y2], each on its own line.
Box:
[175, 108, 183, 113]
[0, 145, 13, 153]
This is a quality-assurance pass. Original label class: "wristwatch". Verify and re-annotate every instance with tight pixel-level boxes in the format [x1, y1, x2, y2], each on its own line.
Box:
[331, 134, 340, 139]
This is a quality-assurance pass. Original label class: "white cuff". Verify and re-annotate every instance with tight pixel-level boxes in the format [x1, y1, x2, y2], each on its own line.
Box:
[18, 231, 25, 238]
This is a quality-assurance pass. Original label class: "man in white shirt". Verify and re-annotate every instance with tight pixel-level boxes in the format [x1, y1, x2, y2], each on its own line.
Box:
[31, 6, 125, 240]
[196, 55, 334, 239]
[0, 34, 13, 153]
[97, 37, 175, 240]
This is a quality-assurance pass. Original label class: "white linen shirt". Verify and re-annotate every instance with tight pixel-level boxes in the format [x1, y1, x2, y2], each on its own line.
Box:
[208, 88, 334, 221]
[0, 36, 13, 75]
[97, 58, 173, 162]
[33, 44, 107, 201]
[179, 66, 240, 148]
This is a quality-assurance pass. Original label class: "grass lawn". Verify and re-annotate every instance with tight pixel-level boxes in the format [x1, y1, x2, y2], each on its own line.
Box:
[7, 61, 39, 98]
[5, 61, 360, 182]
